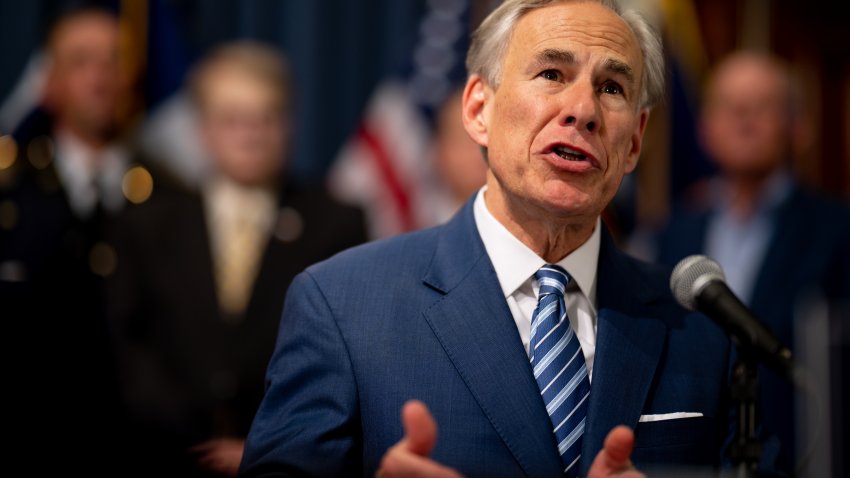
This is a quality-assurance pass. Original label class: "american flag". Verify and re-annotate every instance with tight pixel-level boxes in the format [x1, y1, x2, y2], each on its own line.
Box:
[328, 0, 473, 239]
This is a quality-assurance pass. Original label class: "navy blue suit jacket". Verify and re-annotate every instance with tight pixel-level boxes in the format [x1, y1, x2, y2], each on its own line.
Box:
[241, 199, 731, 477]
[658, 184, 850, 471]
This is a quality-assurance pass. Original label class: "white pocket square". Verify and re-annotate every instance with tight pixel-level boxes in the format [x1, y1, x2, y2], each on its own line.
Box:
[638, 412, 703, 422]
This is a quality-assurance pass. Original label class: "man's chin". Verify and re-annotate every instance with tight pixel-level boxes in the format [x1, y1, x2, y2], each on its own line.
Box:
[532, 191, 598, 223]
[225, 168, 280, 188]
[76, 116, 118, 140]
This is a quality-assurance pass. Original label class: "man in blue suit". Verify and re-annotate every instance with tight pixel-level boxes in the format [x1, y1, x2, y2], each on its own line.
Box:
[241, 1, 732, 476]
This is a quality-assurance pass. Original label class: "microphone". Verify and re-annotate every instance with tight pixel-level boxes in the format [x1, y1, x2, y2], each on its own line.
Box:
[670, 255, 796, 383]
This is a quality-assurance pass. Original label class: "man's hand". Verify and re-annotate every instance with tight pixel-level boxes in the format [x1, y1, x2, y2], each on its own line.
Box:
[376, 400, 464, 478]
[377, 405, 643, 478]
[191, 437, 245, 477]
[587, 426, 646, 478]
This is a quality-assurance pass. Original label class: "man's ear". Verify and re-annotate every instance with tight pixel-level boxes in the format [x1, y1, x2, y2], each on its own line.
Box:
[461, 74, 490, 148]
[625, 108, 649, 174]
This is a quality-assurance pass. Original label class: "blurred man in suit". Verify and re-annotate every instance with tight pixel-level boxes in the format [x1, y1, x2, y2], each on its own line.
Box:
[2, 7, 134, 222]
[0, 7, 135, 472]
[241, 1, 736, 477]
[657, 51, 850, 472]
[107, 42, 367, 476]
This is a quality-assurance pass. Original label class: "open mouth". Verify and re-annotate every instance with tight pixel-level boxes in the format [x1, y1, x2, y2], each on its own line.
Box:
[552, 145, 588, 162]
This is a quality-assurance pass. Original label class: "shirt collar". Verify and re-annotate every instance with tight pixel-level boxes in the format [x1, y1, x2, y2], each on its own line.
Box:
[53, 129, 129, 215]
[473, 187, 600, 306]
[203, 174, 277, 231]
[711, 168, 794, 218]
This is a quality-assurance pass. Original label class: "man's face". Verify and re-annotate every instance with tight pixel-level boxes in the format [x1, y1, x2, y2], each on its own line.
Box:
[46, 13, 123, 138]
[700, 55, 789, 179]
[198, 66, 288, 186]
[464, 1, 648, 224]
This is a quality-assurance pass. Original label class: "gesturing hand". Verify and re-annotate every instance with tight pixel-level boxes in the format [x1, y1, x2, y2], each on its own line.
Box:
[376, 400, 464, 478]
[191, 437, 245, 477]
[587, 425, 646, 478]
[377, 403, 644, 478]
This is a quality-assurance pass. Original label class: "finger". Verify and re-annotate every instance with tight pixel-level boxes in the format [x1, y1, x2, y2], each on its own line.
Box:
[197, 452, 215, 468]
[603, 425, 635, 466]
[377, 445, 463, 478]
[587, 425, 642, 478]
[189, 440, 217, 453]
[401, 400, 438, 456]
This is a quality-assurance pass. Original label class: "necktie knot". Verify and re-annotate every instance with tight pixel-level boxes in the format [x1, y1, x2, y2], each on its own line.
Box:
[535, 264, 571, 297]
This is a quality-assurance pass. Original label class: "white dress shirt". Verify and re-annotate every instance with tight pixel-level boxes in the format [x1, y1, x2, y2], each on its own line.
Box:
[705, 169, 792, 304]
[473, 188, 600, 381]
[203, 175, 277, 316]
[53, 129, 129, 218]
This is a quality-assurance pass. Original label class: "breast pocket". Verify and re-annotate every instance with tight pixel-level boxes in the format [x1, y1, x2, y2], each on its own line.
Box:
[632, 416, 718, 467]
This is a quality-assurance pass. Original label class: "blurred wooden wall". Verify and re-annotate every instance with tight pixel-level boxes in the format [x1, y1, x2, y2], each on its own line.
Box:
[634, 0, 850, 229]
[696, 0, 850, 197]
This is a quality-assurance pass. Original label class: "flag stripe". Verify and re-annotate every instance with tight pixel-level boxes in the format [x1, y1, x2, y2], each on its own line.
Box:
[356, 124, 415, 231]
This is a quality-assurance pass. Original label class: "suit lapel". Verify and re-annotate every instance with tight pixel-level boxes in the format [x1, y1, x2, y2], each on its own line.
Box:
[580, 228, 667, 476]
[748, 186, 800, 315]
[422, 207, 671, 476]
[187, 194, 224, 316]
[421, 201, 564, 477]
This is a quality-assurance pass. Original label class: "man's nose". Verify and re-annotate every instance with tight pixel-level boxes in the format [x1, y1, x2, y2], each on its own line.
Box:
[558, 82, 600, 133]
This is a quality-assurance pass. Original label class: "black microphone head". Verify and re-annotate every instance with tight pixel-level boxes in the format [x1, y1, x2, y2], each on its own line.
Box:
[670, 255, 726, 311]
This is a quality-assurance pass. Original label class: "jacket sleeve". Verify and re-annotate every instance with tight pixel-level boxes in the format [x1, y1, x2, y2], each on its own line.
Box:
[240, 270, 362, 477]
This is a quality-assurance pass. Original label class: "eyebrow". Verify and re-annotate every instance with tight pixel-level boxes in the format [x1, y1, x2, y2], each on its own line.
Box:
[530, 48, 636, 85]
[531, 48, 576, 69]
[603, 58, 635, 85]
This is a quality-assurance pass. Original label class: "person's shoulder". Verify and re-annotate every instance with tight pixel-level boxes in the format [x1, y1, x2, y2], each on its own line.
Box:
[607, 240, 691, 310]
[112, 165, 201, 239]
[304, 225, 442, 285]
[1, 120, 58, 195]
[614, 250, 731, 352]
[790, 184, 850, 220]
[125, 168, 197, 214]
[274, 181, 366, 249]
[10, 107, 53, 146]
[623, 252, 673, 279]
[617, 249, 675, 299]
[777, 184, 850, 252]
[282, 181, 363, 217]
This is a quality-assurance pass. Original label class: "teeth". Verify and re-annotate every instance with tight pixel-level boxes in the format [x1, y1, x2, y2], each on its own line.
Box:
[553, 146, 587, 161]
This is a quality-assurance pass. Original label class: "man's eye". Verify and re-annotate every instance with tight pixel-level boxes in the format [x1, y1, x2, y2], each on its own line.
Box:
[600, 82, 623, 95]
[539, 69, 561, 81]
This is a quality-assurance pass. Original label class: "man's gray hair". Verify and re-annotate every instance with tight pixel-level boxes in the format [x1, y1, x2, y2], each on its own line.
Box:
[466, 0, 665, 109]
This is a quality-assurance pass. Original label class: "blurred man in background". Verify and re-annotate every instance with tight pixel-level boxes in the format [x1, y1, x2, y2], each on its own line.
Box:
[429, 87, 488, 225]
[107, 42, 366, 476]
[0, 7, 137, 471]
[657, 51, 850, 472]
[2, 7, 134, 220]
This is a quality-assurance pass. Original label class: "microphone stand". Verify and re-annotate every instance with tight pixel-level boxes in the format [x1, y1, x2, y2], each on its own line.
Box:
[728, 349, 761, 478]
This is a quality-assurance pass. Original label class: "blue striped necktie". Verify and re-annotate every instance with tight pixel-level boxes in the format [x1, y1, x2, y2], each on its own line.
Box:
[530, 264, 591, 477]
